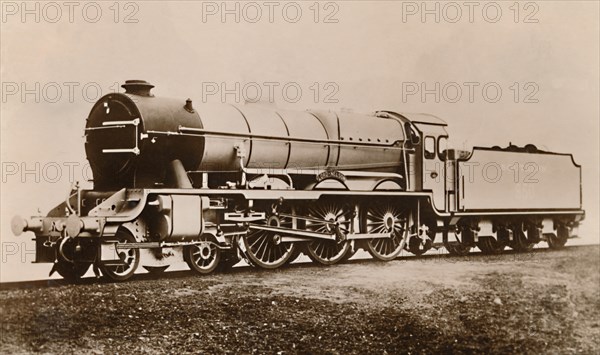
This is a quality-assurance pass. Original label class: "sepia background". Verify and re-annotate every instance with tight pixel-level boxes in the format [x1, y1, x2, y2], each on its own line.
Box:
[1, 0, 598, 281]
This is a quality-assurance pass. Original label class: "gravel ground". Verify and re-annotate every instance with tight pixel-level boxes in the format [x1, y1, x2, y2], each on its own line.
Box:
[1, 245, 599, 354]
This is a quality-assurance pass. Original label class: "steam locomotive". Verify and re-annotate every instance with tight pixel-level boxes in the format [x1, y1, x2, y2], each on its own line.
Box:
[12, 80, 584, 282]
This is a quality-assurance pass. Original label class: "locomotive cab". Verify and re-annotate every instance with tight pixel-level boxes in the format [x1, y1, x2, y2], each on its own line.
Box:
[401, 114, 450, 212]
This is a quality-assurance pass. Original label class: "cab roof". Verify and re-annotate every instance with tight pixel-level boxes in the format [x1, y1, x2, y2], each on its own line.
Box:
[399, 113, 447, 126]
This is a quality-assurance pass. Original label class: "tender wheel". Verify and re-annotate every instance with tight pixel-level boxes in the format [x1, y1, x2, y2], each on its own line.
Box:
[362, 202, 408, 261]
[547, 225, 569, 249]
[525, 220, 543, 243]
[510, 221, 535, 252]
[304, 201, 353, 265]
[98, 229, 140, 282]
[242, 204, 298, 269]
[185, 236, 221, 275]
[444, 225, 473, 256]
[477, 236, 506, 254]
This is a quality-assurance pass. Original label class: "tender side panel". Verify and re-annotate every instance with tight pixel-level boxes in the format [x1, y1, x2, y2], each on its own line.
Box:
[457, 149, 581, 211]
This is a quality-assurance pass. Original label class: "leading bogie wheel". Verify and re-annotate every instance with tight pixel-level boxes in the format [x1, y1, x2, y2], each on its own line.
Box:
[304, 201, 353, 265]
[363, 202, 408, 261]
[53, 237, 92, 282]
[54, 258, 91, 282]
[184, 236, 221, 275]
[98, 229, 140, 282]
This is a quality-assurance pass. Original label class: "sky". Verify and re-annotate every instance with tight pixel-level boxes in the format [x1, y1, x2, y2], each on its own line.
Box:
[1, 0, 599, 281]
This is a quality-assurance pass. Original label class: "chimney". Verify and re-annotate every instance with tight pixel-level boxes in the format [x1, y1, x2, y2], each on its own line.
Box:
[121, 80, 155, 97]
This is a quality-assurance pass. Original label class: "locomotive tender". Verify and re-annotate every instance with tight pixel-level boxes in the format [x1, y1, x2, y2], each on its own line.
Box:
[12, 80, 584, 281]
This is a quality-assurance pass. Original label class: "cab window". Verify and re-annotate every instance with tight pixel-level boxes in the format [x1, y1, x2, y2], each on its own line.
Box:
[438, 136, 448, 160]
[424, 136, 435, 159]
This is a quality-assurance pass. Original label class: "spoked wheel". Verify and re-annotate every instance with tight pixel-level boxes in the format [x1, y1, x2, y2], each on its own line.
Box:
[55, 260, 91, 282]
[477, 236, 506, 255]
[547, 225, 569, 249]
[184, 236, 221, 275]
[242, 204, 298, 269]
[53, 237, 91, 282]
[304, 201, 353, 265]
[510, 222, 535, 252]
[98, 229, 140, 282]
[362, 202, 408, 261]
[444, 225, 473, 256]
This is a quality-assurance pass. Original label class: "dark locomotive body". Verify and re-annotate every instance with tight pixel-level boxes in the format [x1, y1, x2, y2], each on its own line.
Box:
[12, 80, 585, 281]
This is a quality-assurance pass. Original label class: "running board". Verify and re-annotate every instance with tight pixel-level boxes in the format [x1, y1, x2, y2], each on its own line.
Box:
[111, 241, 232, 249]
